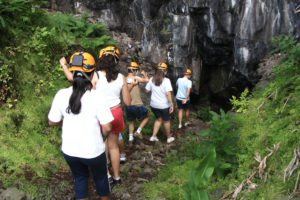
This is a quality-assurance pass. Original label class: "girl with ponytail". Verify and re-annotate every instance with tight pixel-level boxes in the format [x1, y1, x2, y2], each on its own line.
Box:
[49, 52, 113, 200]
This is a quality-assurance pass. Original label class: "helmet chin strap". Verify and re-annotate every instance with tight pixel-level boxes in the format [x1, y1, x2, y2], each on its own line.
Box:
[73, 71, 92, 81]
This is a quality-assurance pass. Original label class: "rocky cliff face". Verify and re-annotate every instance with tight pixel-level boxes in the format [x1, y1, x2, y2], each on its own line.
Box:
[49, 0, 300, 102]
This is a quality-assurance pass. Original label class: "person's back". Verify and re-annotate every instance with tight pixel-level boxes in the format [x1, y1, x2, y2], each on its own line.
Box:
[148, 77, 172, 109]
[125, 62, 149, 142]
[145, 62, 175, 144]
[49, 87, 110, 158]
[176, 77, 192, 100]
[176, 69, 193, 129]
[49, 51, 113, 200]
[96, 72, 124, 108]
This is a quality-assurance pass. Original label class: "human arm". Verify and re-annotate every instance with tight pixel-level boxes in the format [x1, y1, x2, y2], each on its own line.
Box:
[182, 87, 191, 104]
[166, 91, 174, 113]
[48, 120, 62, 126]
[59, 57, 73, 82]
[122, 75, 131, 106]
[101, 123, 112, 141]
[136, 70, 149, 83]
[48, 91, 63, 127]
[127, 78, 138, 92]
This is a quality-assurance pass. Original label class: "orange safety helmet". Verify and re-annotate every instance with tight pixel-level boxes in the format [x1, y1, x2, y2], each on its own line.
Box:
[157, 62, 168, 71]
[127, 62, 139, 70]
[99, 46, 120, 62]
[68, 52, 96, 73]
[184, 69, 192, 75]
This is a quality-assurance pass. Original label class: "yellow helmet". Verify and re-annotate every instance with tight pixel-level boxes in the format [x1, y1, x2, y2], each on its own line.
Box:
[127, 62, 139, 70]
[184, 69, 192, 75]
[99, 46, 120, 62]
[69, 52, 95, 73]
[157, 62, 168, 71]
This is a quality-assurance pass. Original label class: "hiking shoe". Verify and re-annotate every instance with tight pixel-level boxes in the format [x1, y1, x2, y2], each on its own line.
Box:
[149, 136, 159, 142]
[167, 137, 175, 144]
[112, 177, 122, 186]
[178, 124, 182, 129]
[134, 132, 143, 140]
[184, 121, 192, 126]
[120, 154, 126, 163]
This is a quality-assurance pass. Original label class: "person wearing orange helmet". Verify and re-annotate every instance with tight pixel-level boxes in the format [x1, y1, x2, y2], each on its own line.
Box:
[176, 68, 193, 128]
[125, 62, 149, 143]
[93, 46, 131, 185]
[49, 52, 113, 200]
[59, 46, 131, 185]
[145, 62, 175, 143]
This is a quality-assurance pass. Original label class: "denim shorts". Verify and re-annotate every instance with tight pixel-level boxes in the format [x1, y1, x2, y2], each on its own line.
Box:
[63, 152, 110, 199]
[176, 99, 191, 110]
[150, 106, 170, 121]
[125, 105, 148, 121]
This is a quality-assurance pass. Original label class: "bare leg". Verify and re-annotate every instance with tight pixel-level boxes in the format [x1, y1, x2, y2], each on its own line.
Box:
[118, 138, 125, 154]
[178, 109, 183, 126]
[138, 115, 149, 131]
[107, 133, 120, 179]
[128, 120, 135, 134]
[152, 118, 162, 137]
[185, 109, 190, 122]
[163, 120, 171, 138]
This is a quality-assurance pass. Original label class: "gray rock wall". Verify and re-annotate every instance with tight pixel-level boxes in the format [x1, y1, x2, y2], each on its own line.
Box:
[50, 0, 300, 100]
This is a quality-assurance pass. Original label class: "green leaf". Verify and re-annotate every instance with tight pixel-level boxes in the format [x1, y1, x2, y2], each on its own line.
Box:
[197, 129, 210, 137]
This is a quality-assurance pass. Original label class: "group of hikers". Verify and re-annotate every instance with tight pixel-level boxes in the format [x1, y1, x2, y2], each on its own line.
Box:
[48, 46, 193, 200]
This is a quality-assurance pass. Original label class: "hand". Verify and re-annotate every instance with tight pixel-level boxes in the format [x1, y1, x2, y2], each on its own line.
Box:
[59, 57, 67, 67]
[130, 78, 138, 87]
[169, 105, 174, 114]
[182, 99, 187, 104]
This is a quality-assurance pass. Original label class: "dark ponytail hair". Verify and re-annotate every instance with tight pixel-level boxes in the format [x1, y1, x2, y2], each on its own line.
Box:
[152, 69, 165, 86]
[66, 74, 92, 114]
[96, 55, 119, 82]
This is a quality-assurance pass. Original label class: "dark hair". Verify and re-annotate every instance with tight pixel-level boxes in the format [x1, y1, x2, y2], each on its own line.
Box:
[66, 75, 92, 114]
[127, 69, 137, 73]
[152, 69, 165, 86]
[96, 55, 119, 82]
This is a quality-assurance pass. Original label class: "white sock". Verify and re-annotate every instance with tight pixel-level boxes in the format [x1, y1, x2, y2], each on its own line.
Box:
[136, 128, 142, 134]
[113, 176, 120, 180]
[129, 134, 134, 141]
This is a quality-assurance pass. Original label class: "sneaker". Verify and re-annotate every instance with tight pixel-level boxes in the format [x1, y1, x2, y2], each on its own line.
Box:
[167, 137, 175, 143]
[107, 173, 112, 181]
[134, 132, 143, 140]
[178, 124, 182, 129]
[149, 136, 159, 142]
[120, 154, 126, 163]
[184, 121, 192, 126]
[112, 177, 122, 186]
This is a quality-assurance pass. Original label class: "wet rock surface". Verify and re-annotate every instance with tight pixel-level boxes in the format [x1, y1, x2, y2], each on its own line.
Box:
[48, 0, 300, 102]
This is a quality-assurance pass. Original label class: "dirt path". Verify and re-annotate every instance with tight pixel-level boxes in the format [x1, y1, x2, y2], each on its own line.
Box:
[0, 118, 208, 200]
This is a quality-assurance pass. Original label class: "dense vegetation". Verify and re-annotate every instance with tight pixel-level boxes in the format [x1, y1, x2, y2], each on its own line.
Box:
[0, 1, 299, 199]
[0, 0, 116, 195]
[142, 36, 300, 199]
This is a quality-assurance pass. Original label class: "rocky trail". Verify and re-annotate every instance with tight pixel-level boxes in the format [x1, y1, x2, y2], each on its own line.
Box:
[0, 118, 209, 200]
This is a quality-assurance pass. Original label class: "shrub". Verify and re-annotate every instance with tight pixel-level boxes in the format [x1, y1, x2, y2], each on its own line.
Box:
[197, 109, 239, 178]
[230, 88, 249, 113]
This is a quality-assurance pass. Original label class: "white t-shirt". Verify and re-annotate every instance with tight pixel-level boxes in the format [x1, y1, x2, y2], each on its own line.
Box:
[96, 72, 123, 108]
[48, 87, 114, 159]
[145, 77, 173, 109]
[176, 77, 192, 100]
